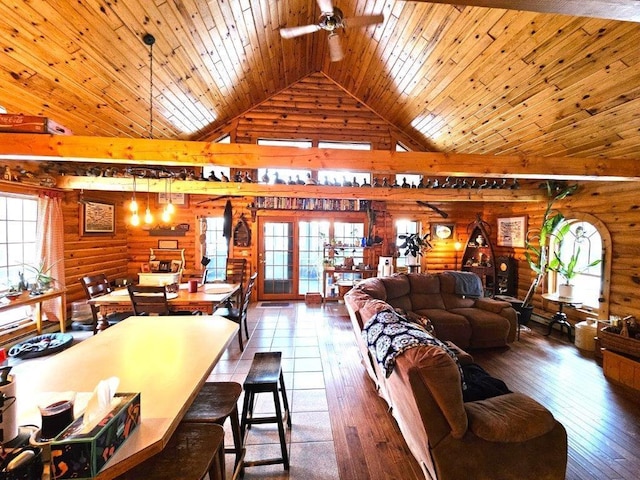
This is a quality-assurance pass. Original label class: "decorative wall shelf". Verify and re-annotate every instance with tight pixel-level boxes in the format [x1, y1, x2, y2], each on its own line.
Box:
[55, 176, 546, 204]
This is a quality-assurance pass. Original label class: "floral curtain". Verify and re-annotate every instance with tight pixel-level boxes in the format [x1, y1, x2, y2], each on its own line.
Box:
[37, 192, 65, 323]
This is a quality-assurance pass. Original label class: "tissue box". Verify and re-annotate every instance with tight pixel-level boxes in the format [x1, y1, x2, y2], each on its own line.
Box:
[51, 392, 141, 479]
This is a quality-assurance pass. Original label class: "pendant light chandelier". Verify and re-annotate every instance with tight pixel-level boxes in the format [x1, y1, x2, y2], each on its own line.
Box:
[129, 33, 175, 226]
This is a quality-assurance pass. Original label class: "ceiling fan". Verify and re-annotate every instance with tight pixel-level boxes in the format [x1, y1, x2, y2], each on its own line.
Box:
[279, 0, 384, 62]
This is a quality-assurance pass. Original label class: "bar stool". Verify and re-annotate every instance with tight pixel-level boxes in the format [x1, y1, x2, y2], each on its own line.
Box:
[240, 351, 291, 470]
[115, 423, 225, 480]
[182, 382, 245, 480]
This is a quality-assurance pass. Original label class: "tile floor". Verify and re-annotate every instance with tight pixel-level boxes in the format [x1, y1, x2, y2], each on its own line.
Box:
[209, 302, 341, 479]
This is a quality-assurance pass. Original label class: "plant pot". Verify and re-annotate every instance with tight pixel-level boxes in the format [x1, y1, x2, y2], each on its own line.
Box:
[558, 283, 574, 300]
[406, 254, 420, 266]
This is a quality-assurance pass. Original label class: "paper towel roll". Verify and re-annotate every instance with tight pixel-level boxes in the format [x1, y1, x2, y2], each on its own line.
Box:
[0, 375, 18, 443]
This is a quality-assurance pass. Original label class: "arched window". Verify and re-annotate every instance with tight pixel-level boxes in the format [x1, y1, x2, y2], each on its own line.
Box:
[548, 214, 611, 318]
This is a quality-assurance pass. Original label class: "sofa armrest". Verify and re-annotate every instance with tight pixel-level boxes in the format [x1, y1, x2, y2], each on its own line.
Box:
[464, 392, 557, 442]
[473, 297, 511, 313]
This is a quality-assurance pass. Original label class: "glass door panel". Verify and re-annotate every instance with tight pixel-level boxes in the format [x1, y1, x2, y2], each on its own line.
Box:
[298, 220, 330, 295]
[259, 219, 295, 299]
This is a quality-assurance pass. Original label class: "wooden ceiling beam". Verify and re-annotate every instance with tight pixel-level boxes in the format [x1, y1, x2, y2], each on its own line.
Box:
[414, 0, 640, 22]
[1, 133, 639, 181]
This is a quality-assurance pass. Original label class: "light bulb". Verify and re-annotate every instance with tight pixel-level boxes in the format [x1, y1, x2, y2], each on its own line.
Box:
[129, 197, 138, 213]
[144, 207, 153, 224]
[131, 212, 140, 226]
[161, 207, 171, 223]
[166, 201, 175, 214]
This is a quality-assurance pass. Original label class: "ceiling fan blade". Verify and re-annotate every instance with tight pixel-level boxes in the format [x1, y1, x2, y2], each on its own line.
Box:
[280, 24, 322, 39]
[343, 14, 384, 28]
[316, 0, 334, 14]
[327, 33, 344, 62]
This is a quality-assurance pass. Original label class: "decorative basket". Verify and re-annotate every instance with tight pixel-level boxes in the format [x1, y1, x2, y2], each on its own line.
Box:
[599, 326, 640, 358]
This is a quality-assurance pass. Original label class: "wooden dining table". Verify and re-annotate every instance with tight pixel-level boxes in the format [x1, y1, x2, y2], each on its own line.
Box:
[15, 315, 238, 479]
[87, 282, 240, 316]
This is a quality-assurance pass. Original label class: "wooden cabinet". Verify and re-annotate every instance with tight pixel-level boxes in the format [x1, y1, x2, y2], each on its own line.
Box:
[461, 216, 496, 297]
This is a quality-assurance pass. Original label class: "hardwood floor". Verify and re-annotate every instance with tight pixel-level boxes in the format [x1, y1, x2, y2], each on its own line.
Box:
[191, 301, 640, 479]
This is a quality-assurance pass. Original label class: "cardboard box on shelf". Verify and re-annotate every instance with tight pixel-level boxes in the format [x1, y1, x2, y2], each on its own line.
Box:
[0, 114, 73, 135]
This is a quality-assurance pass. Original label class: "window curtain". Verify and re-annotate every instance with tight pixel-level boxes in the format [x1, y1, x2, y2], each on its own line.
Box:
[37, 192, 65, 323]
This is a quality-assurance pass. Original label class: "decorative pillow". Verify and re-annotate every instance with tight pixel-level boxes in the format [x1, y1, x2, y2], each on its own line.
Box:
[404, 310, 435, 335]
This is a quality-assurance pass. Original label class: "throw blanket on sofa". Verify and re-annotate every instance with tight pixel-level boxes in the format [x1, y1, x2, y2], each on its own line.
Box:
[362, 310, 466, 389]
[447, 271, 484, 297]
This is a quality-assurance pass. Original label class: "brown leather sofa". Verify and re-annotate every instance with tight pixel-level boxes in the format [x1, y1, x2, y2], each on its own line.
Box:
[344, 273, 568, 480]
[347, 272, 518, 349]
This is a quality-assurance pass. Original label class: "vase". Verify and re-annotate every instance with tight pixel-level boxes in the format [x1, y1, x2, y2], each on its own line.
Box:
[558, 283, 574, 300]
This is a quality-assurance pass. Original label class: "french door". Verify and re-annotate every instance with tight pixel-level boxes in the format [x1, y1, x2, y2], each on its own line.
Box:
[257, 216, 329, 300]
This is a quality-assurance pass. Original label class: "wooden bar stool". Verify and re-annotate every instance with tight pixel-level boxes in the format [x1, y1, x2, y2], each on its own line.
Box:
[182, 382, 245, 480]
[240, 351, 292, 470]
[115, 423, 225, 480]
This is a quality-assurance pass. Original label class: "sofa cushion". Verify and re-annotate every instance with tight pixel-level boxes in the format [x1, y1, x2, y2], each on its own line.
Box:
[449, 307, 510, 348]
[408, 274, 446, 310]
[357, 277, 388, 301]
[464, 392, 557, 442]
[474, 297, 511, 313]
[379, 275, 411, 301]
[415, 309, 472, 348]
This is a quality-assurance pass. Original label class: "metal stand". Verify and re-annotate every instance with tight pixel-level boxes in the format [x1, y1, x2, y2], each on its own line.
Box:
[544, 302, 574, 342]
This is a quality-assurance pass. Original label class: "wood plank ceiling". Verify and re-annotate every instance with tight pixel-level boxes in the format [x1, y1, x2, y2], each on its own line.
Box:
[1, 0, 640, 163]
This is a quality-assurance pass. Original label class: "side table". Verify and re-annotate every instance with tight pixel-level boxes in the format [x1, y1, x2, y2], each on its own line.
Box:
[541, 292, 581, 342]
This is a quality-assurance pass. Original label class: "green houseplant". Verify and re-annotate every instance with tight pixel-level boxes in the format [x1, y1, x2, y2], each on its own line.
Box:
[522, 181, 578, 308]
[398, 232, 433, 260]
[23, 259, 61, 293]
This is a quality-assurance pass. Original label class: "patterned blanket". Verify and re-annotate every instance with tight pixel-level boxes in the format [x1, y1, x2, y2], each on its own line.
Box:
[362, 309, 466, 389]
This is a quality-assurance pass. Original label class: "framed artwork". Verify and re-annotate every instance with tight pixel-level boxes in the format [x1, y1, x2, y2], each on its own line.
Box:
[158, 192, 188, 206]
[82, 200, 115, 235]
[433, 223, 455, 240]
[158, 240, 178, 249]
[141, 263, 151, 273]
[497, 216, 527, 247]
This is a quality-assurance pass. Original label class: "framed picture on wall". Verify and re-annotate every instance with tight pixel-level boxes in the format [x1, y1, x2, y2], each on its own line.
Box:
[497, 216, 527, 247]
[81, 200, 115, 235]
[158, 192, 188, 206]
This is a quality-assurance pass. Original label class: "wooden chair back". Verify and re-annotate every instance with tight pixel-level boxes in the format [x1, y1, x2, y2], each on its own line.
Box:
[127, 284, 170, 316]
[239, 272, 258, 325]
[80, 274, 113, 334]
[225, 258, 247, 285]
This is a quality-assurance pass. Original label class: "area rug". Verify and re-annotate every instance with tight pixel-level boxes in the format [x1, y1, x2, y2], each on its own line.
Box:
[257, 302, 292, 308]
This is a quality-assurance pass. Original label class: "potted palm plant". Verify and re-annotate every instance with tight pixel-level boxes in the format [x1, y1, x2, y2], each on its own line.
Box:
[24, 259, 60, 294]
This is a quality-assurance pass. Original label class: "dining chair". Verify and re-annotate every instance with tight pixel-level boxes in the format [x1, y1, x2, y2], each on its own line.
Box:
[127, 284, 199, 316]
[214, 272, 257, 351]
[80, 274, 132, 334]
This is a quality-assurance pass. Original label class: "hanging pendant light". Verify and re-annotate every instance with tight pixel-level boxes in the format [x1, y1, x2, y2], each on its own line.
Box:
[144, 177, 154, 224]
[130, 176, 140, 226]
[166, 177, 175, 215]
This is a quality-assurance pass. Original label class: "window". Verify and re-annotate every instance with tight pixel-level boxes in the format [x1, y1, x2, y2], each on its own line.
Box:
[318, 170, 370, 187]
[202, 216, 228, 281]
[395, 219, 420, 268]
[549, 218, 604, 311]
[394, 174, 421, 188]
[318, 141, 371, 150]
[0, 194, 38, 326]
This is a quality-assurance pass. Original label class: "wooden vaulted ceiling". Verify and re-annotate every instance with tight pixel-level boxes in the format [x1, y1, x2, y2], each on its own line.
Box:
[1, 0, 640, 166]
